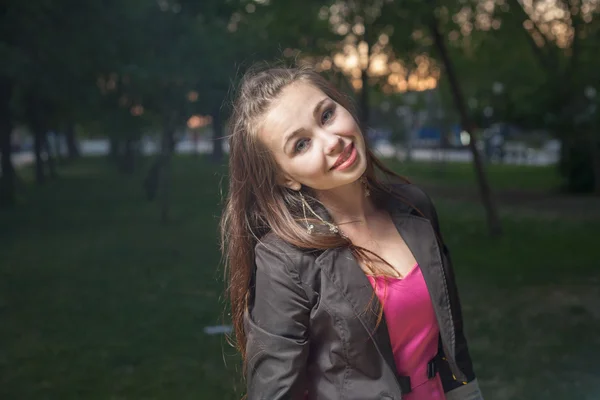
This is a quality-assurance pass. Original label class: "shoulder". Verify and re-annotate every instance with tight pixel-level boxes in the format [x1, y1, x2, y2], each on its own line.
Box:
[254, 233, 322, 294]
[254, 233, 314, 279]
[252, 233, 319, 306]
[254, 233, 295, 270]
[256, 232, 324, 260]
[255, 232, 302, 261]
[387, 182, 438, 221]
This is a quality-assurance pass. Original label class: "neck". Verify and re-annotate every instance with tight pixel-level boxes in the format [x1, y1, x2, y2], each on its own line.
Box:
[315, 180, 378, 228]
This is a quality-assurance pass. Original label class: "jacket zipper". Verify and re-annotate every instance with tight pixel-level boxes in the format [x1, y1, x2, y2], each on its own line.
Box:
[442, 341, 467, 382]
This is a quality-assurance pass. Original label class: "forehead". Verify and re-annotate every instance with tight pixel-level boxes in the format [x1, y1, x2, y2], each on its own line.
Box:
[271, 81, 325, 113]
[258, 81, 327, 147]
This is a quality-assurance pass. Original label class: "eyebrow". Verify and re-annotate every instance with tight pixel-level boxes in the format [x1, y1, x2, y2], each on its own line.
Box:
[282, 97, 328, 152]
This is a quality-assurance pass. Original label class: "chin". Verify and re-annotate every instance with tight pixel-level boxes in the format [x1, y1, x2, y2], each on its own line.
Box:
[337, 165, 367, 188]
[355, 157, 368, 177]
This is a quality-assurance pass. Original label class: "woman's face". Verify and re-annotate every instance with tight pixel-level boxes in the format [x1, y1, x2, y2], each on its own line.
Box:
[258, 81, 367, 192]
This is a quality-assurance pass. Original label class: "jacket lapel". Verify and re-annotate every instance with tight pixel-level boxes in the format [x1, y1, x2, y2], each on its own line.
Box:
[312, 186, 457, 382]
[315, 209, 457, 379]
[316, 247, 401, 381]
[390, 211, 457, 362]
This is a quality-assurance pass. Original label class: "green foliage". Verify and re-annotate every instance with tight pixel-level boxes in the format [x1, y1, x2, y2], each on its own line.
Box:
[2, 0, 123, 125]
[3, 0, 600, 192]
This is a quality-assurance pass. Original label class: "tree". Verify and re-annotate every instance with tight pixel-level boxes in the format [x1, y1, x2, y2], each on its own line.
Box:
[507, 0, 600, 193]
[1, 0, 138, 186]
[434, 0, 600, 193]
[0, 77, 14, 207]
[382, 0, 503, 235]
[427, 5, 502, 235]
[0, 2, 18, 206]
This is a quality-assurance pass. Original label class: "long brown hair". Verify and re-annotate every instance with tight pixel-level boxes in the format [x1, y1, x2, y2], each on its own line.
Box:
[220, 63, 410, 363]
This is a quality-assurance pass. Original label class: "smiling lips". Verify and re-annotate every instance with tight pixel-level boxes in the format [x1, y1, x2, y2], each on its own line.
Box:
[331, 142, 358, 171]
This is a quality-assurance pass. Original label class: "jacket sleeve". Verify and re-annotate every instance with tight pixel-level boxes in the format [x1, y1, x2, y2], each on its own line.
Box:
[244, 241, 311, 400]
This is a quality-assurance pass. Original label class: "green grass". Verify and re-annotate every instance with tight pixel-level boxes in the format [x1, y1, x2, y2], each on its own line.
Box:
[1, 158, 240, 399]
[386, 159, 562, 192]
[1, 157, 598, 399]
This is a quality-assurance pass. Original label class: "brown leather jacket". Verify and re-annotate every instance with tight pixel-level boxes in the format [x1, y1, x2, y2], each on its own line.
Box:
[244, 184, 481, 399]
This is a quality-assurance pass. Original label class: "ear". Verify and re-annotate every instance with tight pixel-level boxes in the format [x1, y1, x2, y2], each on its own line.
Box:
[279, 174, 301, 191]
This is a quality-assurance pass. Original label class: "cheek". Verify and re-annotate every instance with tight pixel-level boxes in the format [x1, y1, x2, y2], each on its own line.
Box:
[336, 112, 361, 136]
[283, 150, 329, 186]
[291, 154, 325, 179]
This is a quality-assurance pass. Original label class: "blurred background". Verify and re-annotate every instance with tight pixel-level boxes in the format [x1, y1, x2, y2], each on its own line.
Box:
[1, 1, 599, 399]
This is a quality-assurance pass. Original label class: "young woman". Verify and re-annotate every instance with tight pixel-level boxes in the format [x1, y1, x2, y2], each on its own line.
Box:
[221, 65, 483, 400]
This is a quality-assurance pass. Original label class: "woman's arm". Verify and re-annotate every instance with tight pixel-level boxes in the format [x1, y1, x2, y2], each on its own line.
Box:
[244, 240, 311, 400]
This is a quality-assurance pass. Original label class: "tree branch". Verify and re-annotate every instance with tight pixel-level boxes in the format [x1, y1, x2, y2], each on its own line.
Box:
[563, 0, 582, 80]
[506, 0, 550, 70]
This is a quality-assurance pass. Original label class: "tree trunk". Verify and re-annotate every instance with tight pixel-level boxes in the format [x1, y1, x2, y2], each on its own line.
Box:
[192, 131, 199, 157]
[27, 96, 48, 185]
[0, 77, 15, 207]
[591, 132, 600, 196]
[0, 124, 14, 207]
[169, 131, 176, 153]
[118, 137, 136, 174]
[405, 113, 416, 162]
[159, 118, 174, 224]
[211, 108, 224, 162]
[143, 158, 160, 202]
[65, 123, 80, 159]
[109, 137, 119, 160]
[429, 13, 502, 236]
[33, 130, 45, 184]
[358, 20, 373, 139]
[359, 67, 370, 137]
[43, 132, 57, 179]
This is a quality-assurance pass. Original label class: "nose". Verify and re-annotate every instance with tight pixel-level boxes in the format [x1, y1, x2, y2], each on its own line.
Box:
[324, 133, 343, 155]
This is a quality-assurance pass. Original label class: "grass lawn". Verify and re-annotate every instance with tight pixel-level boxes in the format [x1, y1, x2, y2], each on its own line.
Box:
[385, 159, 563, 192]
[1, 156, 599, 399]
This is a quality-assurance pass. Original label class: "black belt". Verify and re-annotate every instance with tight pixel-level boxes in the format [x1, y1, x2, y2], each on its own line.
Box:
[397, 354, 440, 394]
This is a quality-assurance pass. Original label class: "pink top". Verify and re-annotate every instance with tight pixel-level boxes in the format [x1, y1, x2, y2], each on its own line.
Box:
[368, 265, 445, 400]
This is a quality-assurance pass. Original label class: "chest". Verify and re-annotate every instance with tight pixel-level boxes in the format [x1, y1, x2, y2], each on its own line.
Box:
[343, 217, 418, 278]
